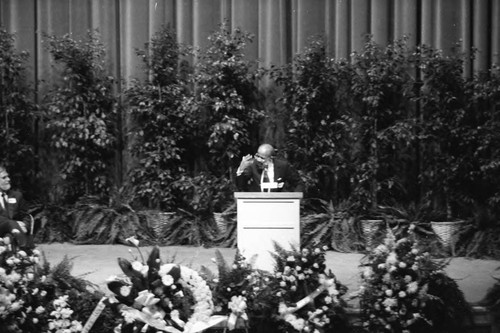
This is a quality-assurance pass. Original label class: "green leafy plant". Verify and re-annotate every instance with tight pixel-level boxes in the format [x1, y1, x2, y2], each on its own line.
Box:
[201, 249, 271, 332]
[0, 28, 37, 197]
[127, 25, 189, 210]
[270, 36, 356, 201]
[43, 30, 116, 203]
[70, 195, 155, 245]
[154, 209, 217, 246]
[171, 173, 233, 215]
[147, 173, 236, 246]
[350, 36, 418, 215]
[182, 20, 263, 178]
[480, 267, 500, 331]
[32, 203, 73, 243]
[301, 199, 364, 252]
[416, 43, 473, 220]
[467, 64, 500, 212]
[456, 204, 500, 258]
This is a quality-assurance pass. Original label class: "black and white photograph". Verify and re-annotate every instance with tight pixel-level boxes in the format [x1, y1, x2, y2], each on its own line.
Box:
[0, 1, 499, 332]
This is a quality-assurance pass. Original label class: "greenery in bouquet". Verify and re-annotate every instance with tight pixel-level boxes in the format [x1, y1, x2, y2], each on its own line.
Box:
[268, 244, 350, 333]
[105, 236, 222, 333]
[0, 237, 88, 333]
[201, 249, 273, 332]
[359, 225, 470, 333]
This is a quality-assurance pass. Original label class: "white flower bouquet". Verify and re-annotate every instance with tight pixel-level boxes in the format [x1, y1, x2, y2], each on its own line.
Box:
[269, 244, 349, 333]
[0, 237, 83, 332]
[358, 225, 470, 332]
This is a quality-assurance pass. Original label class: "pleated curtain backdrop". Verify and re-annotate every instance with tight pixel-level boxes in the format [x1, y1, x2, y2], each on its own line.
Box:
[1, 0, 499, 94]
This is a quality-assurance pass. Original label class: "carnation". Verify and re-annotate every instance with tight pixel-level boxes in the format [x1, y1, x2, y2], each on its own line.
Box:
[386, 252, 398, 265]
[120, 285, 131, 297]
[407, 281, 418, 294]
[162, 274, 174, 286]
[382, 297, 398, 308]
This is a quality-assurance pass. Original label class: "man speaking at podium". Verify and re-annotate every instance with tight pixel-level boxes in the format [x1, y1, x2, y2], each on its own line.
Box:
[235, 143, 303, 192]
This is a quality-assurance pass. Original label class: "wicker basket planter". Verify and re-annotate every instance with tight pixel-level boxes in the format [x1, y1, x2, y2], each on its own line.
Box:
[214, 203, 236, 234]
[214, 212, 226, 233]
[149, 211, 175, 238]
[430, 220, 465, 249]
[361, 219, 384, 250]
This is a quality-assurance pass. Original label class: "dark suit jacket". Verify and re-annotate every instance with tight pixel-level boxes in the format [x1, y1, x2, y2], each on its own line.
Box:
[236, 158, 304, 192]
[0, 189, 31, 246]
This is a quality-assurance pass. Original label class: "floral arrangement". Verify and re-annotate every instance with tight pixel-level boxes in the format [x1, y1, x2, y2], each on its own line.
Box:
[0, 237, 85, 333]
[358, 225, 470, 332]
[1, 232, 473, 333]
[201, 249, 272, 331]
[47, 295, 83, 332]
[201, 245, 349, 333]
[269, 244, 349, 333]
[105, 236, 225, 333]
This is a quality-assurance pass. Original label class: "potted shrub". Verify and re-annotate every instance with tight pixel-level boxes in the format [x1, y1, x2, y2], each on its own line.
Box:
[349, 36, 418, 249]
[126, 25, 188, 212]
[417, 44, 471, 250]
[452, 64, 500, 258]
[43, 31, 117, 203]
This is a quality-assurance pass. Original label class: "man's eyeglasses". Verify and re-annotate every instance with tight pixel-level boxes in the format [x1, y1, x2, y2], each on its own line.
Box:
[255, 153, 271, 161]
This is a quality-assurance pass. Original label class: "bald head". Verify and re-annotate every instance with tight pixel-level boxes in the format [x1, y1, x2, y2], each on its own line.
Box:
[257, 144, 274, 159]
[254, 143, 274, 169]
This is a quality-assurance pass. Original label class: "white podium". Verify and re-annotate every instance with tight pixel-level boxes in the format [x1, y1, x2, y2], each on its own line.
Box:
[234, 192, 303, 271]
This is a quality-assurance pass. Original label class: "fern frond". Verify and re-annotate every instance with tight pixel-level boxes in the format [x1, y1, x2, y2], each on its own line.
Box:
[107, 212, 124, 244]
[73, 209, 107, 241]
[214, 249, 230, 278]
[48, 255, 94, 292]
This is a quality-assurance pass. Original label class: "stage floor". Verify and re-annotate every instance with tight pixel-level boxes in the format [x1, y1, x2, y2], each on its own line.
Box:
[38, 243, 500, 305]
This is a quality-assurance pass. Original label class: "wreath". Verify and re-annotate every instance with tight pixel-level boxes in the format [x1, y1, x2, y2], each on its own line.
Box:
[84, 238, 224, 333]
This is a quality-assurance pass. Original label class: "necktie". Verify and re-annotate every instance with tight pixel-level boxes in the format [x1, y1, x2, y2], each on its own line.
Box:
[261, 167, 270, 192]
[263, 168, 269, 182]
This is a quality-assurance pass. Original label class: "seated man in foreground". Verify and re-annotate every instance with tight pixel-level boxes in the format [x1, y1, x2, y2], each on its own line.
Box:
[236, 143, 304, 192]
[0, 165, 34, 249]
